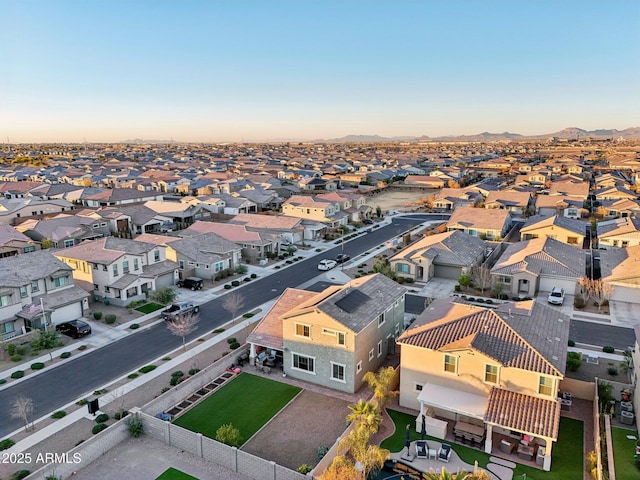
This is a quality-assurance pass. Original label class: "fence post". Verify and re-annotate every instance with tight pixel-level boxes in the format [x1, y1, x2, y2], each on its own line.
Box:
[165, 420, 171, 445]
[270, 460, 276, 480]
[232, 446, 238, 472]
[197, 433, 203, 457]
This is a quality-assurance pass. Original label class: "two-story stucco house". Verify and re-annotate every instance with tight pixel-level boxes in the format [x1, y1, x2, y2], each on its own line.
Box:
[54, 237, 178, 306]
[0, 251, 89, 339]
[247, 273, 405, 393]
[447, 207, 511, 240]
[519, 215, 587, 247]
[281, 194, 348, 228]
[397, 298, 570, 471]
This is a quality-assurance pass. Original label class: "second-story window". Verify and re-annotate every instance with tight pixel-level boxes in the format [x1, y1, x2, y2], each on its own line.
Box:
[485, 364, 499, 384]
[53, 276, 67, 288]
[31, 281, 39, 293]
[295, 323, 310, 338]
[539, 376, 554, 396]
[113, 264, 118, 277]
[123, 260, 129, 274]
[444, 354, 458, 374]
[154, 250, 160, 262]
[19, 286, 28, 298]
[134, 259, 139, 271]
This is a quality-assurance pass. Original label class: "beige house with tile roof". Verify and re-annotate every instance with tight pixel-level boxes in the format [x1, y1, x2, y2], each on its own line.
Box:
[599, 245, 640, 303]
[520, 215, 586, 247]
[597, 217, 640, 249]
[389, 230, 488, 281]
[447, 207, 511, 240]
[397, 298, 569, 471]
[490, 237, 585, 296]
[598, 198, 640, 219]
[548, 180, 589, 200]
[484, 191, 532, 215]
[433, 188, 482, 210]
[282, 194, 347, 227]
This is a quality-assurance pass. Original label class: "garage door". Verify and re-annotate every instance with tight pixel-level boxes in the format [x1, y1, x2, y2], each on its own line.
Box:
[434, 265, 462, 280]
[50, 302, 82, 324]
[539, 277, 576, 294]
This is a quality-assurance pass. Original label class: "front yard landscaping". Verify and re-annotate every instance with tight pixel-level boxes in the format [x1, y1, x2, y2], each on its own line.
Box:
[135, 302, 165, 314]
[173, 373, 301, 445]
[381, 410, 583, 480]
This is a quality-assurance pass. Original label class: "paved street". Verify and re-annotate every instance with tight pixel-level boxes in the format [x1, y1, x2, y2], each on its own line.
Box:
[569, 320, 635, 351]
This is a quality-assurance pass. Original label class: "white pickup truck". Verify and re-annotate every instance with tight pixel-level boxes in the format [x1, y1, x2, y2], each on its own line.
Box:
[161, 302, 199, 321]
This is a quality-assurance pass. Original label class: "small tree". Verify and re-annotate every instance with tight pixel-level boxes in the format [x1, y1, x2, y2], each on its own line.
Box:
[457, 274, 472, 290]
[222, 292, 245, 324]
[30, 330, 63, 361]
[166, 312, 199, 351]
[215, 423, 242, 447]
[471, 265, 492, 294]
[372, 262, 397, 281]
[11, 396, 34, 432]
[148, 286, 177, 306]
[578, 277, 613, 313]
[375, 206, 382, 218]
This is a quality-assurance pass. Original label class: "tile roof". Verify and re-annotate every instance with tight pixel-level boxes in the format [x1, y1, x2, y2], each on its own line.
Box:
[520, 215, 587, 236]
[491, 237, 585, 278]
[597, 217, 640, 238]
[485, 387, 561, 440]
[447, 206, 510, 231]
[0, 251, 72, 287]
[390, 230, 487, 267]
[599, 245, 640, 283]
[398, 298, 570, 375]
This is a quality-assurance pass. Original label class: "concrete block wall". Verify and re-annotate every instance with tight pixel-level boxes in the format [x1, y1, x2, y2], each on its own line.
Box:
[202, 435, 235, 471]
[237, 450, 274, 479]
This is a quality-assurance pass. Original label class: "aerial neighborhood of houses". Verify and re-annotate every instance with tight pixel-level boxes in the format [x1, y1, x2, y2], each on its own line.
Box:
[1, 138, 640, 479]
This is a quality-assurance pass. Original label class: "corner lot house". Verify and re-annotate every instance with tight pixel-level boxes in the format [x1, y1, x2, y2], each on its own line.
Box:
[519, 215, 586, 247]
[490, 237, 585, 297]
[247, 273, 405, 393]
[0, 251, 89, 339]
[389, 230, 487, 281]
[397, 298, 570, 471]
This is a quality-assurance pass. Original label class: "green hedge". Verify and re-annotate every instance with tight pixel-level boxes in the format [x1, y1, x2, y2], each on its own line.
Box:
[95, 413, 109, 423]
[60, 352, 72, 359]
[92, 423, 108, 435]
[11, 370, 24, 379]
[51, 411, 67, 419]
[31, 362, 45, 370]
[138, 365, 157, 374]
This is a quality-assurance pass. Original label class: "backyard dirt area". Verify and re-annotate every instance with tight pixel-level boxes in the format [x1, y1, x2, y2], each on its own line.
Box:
[241, 389, 351, 471]
[366, 188, 438, 213]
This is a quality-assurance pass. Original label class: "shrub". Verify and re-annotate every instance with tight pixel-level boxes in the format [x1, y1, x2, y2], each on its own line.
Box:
[498, 293, 509, 300]
[11, 370, 24, 379]
[454, 284, 461, 292]
[31, 362, 45, 370]
[129, 323, 139, 330]
[7, 344, 16, 355]
[76, 398, 88, 406]
[231, 280, 240, 287]
[250, 273, 257, 279]
[188, 368, 200, 375]
[95, 413, 109, 423]
[476, 298, 485, 303]
[10, 470, 30, 480]
[568, 339, 575, 347]
[128, 373, 139, 379]
[0, 438, 15, 451]
[0, 379, 6, 384]
[138, 365, 157, 374]
[161, 356, 172, 361]
[573, 295, 585, 309]
[297, 464, 313, 474]
[242, 312, 254, 318]
[51, 410, 67, 419]
[92, 423, 108, 434]
[227, 337, 237, 344]
[78, 345, 88, 351]
[213, 328, 225, 333]
[244, 277, 251, 282]
[603, 346, 615, 353]
[93, 311, 103, 320]
[114, 410, 129, 420]
[105, 314, 117, 324]
[60, 352, 72, 359]
[566, 352, 582, 372]
[10, 354, 22, 362]
[16, 346, 26, 355]
[127, 415, 144, 437]
[484, 299, 493, 304]
[229, 342, 240, 350]
[215, 423, 242, 447]
[607, 367, 618, 376]
[224, 284, 232, 289]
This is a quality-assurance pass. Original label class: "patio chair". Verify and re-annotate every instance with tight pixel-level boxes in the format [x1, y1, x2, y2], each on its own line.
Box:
[438, 443, 452, 463]
[415, 440, 428, 458]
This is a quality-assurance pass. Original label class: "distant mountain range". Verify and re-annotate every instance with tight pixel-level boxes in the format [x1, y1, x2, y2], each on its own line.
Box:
[314, 127, 640, 143]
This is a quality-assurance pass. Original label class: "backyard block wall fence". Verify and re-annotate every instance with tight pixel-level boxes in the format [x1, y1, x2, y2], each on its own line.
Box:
[142, 412, 307, 480]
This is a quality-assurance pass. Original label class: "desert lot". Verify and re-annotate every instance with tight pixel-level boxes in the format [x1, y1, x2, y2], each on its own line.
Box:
[367, 188, 438, 212]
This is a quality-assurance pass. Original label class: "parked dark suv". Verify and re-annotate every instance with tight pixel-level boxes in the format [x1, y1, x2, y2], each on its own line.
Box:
[56, 319, 92, 338]
[177, 277, 204, 290]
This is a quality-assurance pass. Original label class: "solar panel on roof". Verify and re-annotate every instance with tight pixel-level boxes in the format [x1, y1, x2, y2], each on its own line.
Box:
[335, 289, 370, 313]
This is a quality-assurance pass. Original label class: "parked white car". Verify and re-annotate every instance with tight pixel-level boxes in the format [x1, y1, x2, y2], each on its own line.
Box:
[547, 287, 565, 305]
[317, 259, 337, 271]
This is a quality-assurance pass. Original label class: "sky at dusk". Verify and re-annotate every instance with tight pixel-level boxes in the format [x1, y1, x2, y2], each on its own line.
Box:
[1, 0, 639, 143]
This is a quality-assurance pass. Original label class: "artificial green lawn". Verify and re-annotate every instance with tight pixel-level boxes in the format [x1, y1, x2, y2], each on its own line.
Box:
[173, 373, 301, 445]
[135, 302, 165, 314]
[155, 467, 198, 480]
[611, 426, 639, 479]
[381, 410, 583, 480]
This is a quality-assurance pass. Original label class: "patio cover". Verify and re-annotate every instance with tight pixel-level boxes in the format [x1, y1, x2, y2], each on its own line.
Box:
[417, 383, 488, 419]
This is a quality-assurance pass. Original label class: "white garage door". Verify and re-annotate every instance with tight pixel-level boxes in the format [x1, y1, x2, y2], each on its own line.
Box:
[610, 285, 640, 304]
[434, 265, 462, 280]
[51, 302, 83, 325]
[539, 277, 577, 294]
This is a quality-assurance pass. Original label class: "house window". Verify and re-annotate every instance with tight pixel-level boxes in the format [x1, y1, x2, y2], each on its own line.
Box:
[53, 276, 67, 288]
[331, 362, 346, 382]
[444, 354, 457, 374]
[113, 264, 119, 276]
[613, 240, 619, 247]
[123, 260, 129, 274]
[414, 383, 423, 392]
[378, 340, 383, 357]
[31, 281, 39, 293]
[485, 365, 499, 384]
[23, 246, 36, 253]
[0, 321, 15, 334]
[19, 286, 27, 298]
[469, 229, 478, 237]
[369, 348, 374, 361]
[377, 313, 385, 327]
[539, 376, 554, 396]
[215, 262, 224, 272]
[100, 222, 107, 227]
[292, 353, 315, 373]
[567, 237, 578, 245]
[497, 275, 511, 285]
[295, 323, 311, 338]
[568, 209, 578, 216]
[104, 286, 110, 293]
[356, 361, 362, 373]
[622, 241, 629, 247]
[337, 332, 346, 346]
[396, 263, 409, 273]
[134, 259, 139, 271]
[179, 260, 185, 269]
[63, 239, 74, 248]
[154, 250, 160, 261]
[0, 294, 12, 307]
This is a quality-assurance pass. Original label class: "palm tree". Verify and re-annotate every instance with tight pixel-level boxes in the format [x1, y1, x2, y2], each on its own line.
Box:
[338, 427, 389, 480]
[346, 400, 381, 435]
[363, 366, 398, 412]
[423, 468, 471, 480]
